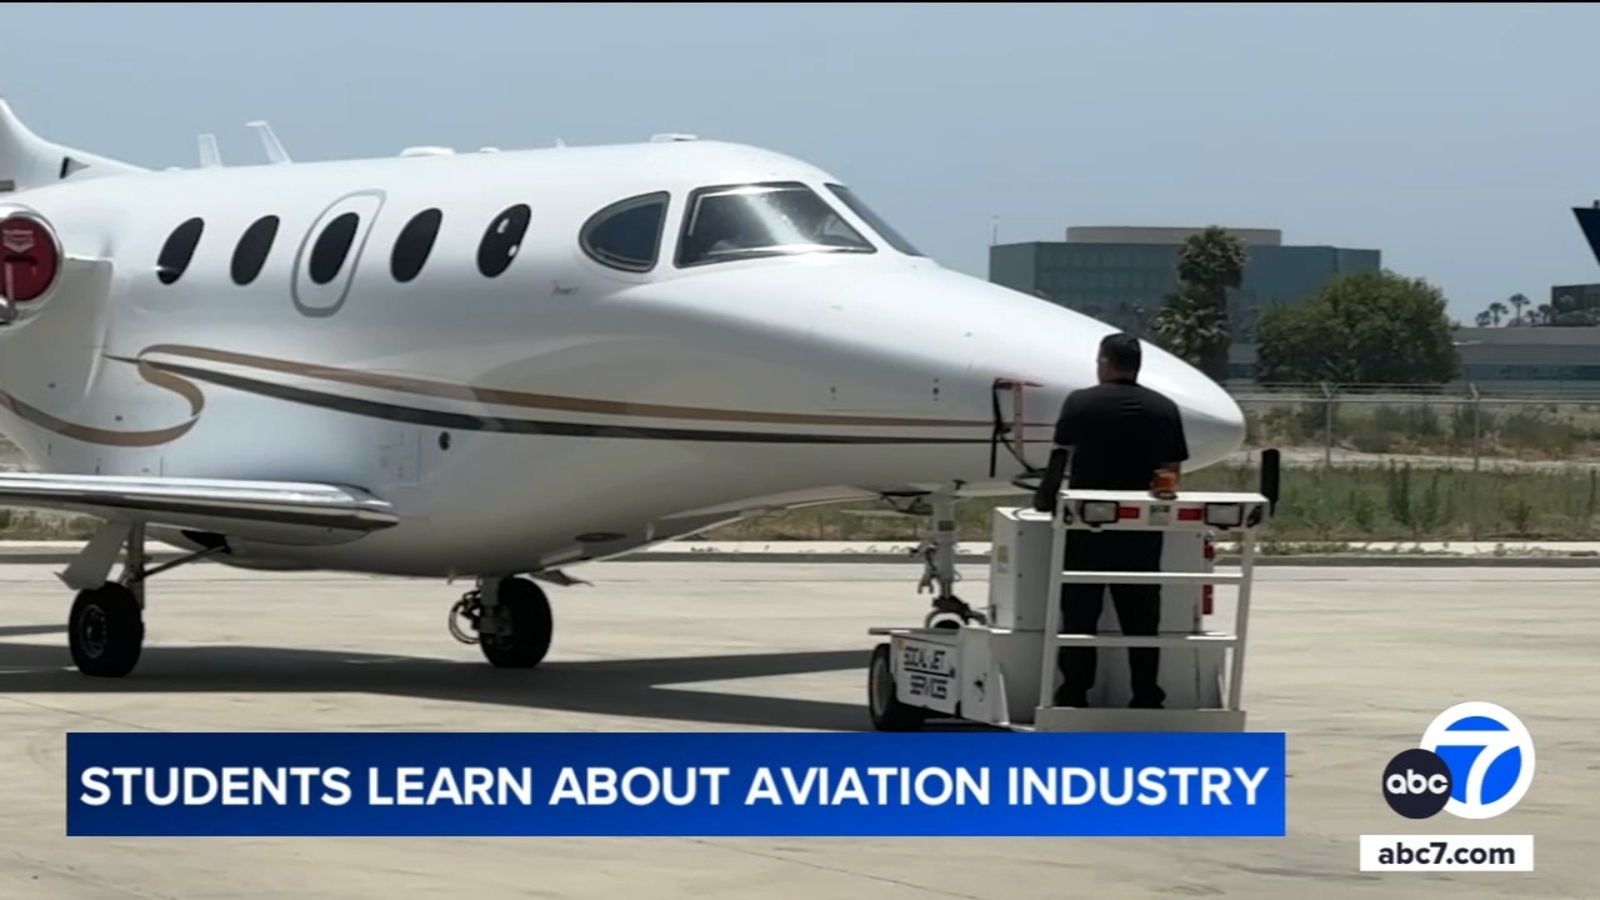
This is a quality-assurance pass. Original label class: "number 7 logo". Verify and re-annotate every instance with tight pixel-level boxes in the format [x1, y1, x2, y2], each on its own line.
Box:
[1419, 701, 1536, 820]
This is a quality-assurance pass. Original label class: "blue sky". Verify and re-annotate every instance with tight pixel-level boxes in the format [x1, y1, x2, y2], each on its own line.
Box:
[4, 2, 1598, 321]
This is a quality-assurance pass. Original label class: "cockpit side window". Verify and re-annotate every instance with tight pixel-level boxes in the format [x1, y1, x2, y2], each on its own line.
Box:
[825, 184, 924, 257]
[675, 182, 875, 268]
[581, 192, 670, 272]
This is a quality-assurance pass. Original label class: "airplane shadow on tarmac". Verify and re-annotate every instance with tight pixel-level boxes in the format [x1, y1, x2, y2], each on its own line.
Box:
[0, 628, 989, 732]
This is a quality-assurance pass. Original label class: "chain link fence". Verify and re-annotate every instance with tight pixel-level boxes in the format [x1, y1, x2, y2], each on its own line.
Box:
[1221, 383, 1600, 543]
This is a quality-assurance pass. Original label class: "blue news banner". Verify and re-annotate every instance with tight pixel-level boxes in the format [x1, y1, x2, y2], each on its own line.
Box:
[66, 732, 1286, 838]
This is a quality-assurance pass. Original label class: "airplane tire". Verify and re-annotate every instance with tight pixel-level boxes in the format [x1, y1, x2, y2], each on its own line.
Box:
[69, 584, 143, 678]
[479, 577, 553, 669]
[868, 643, 926, 732]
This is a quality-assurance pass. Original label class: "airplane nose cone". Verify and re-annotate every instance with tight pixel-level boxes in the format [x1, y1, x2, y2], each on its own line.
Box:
[1134, 344, 1247, 470]
[943, 272, 1247, 472]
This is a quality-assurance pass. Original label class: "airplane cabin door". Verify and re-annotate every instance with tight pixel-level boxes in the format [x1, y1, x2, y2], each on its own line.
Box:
[292, 190, 386, 318]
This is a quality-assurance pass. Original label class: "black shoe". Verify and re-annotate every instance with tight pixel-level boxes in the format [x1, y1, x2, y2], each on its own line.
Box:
[1129, 696, 1164, 709]
[1054, 690, 1089, 708]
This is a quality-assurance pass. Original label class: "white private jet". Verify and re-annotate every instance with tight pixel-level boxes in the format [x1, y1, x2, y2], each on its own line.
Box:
[0, 99, 1247, 679]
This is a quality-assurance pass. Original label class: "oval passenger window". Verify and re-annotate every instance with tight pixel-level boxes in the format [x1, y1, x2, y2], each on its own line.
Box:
[477, 204, 531, 278]
[157, 217, 206, 285]
[391, 208, 443, 283]
[310, 212, 361, 286]
[231, 215, 280, 286]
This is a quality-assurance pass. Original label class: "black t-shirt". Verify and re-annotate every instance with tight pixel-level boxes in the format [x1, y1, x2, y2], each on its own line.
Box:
[1052, 379, 1189, 490]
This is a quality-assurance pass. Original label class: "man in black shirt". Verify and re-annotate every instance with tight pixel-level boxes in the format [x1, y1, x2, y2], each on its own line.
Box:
[1032, 332, 1189, 709]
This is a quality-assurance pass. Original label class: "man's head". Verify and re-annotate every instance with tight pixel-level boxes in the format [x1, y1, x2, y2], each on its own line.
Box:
[1097, 332, 1142, 383]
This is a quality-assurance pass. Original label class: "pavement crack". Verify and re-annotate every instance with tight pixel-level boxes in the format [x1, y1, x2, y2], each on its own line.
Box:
[0, 694, 164, 732]
[3, 849, 183, 900]
[688, 840, 991, 900]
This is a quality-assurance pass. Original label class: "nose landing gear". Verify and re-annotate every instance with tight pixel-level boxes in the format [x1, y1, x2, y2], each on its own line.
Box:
[909, 488, 986, 630]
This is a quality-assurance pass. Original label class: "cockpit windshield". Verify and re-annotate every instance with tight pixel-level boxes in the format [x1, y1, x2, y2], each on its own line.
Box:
[825, 184, 924, 257]
[676, 182, 875, 267]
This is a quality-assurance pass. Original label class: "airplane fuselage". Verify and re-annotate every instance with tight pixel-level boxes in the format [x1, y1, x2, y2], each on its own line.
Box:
[0, 137, 1247, 579]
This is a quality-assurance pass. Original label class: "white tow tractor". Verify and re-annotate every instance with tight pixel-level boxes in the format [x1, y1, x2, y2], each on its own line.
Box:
[867, 451, 1279, 733]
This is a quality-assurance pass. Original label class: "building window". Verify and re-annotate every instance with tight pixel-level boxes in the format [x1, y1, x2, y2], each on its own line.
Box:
[157, 217, 205, 285]
[391, 208, 443, 283]
[478, 204, 531, 278]
[580, 192, 669, 272]
[309, 212, 360, 286]
[230, 215, 278, 286]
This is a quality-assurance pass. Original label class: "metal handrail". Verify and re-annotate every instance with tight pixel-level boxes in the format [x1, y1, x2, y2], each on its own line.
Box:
[1037, 490, 1266, 715]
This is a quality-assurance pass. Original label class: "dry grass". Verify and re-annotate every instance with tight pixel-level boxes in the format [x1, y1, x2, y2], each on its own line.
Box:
[3, 426, 1599, 545]
[702, 461, 1600, 543]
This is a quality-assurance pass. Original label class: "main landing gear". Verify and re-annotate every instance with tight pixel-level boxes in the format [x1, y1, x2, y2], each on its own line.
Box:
[448, 575, 554, 669]
[69, 582, 144, 677]
[58, 520, 563, 677]
[62, 521, 227, 677]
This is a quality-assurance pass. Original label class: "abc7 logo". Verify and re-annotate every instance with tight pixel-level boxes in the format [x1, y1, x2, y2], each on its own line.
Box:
[1383, 702, 1536, 820]
[1382, 748, 1453, 819]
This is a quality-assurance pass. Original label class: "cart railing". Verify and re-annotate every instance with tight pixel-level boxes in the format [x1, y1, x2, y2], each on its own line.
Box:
[1039, 489, 1270, 714]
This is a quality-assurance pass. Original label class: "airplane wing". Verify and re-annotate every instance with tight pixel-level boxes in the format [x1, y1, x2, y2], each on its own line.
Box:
[0, 472, 398, 543]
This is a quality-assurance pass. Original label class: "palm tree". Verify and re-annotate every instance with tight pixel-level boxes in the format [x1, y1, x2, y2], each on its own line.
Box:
[1152, 226, 1248, 380]
[1474, 310, 1492, 327]
[1487, 300, 1508, 326]
[1151, 283, 1230, 376]
[1176, 226, 1248, 291]
[1508, 293, 1529, 326]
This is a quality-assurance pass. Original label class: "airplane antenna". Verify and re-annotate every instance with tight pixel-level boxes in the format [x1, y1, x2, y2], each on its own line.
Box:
[245, 120, 292, 165]
[197, 133, 223, 169]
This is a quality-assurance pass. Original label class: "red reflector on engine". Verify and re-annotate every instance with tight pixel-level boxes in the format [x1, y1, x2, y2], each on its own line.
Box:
[0, 213, 60, 303]
[1202, 585, 1214, 615]
[1177, 507, 1203, 521]
[1117, 505, 1140, 519]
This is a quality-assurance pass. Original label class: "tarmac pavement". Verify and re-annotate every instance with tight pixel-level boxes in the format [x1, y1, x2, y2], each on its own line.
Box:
[0, 561, 1593, 899]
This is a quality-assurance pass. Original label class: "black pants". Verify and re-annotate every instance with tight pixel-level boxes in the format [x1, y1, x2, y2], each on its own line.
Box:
[1058, 530, 1166, 707]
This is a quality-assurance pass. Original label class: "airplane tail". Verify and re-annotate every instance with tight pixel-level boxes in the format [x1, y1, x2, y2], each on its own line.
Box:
[1574, 204, 1600, 268]
[0, 98, 147, 195]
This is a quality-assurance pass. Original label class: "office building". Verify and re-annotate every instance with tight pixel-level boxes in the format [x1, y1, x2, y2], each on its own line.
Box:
[988, 226, 1381, 377]
[1451, 320, 1600, 385]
